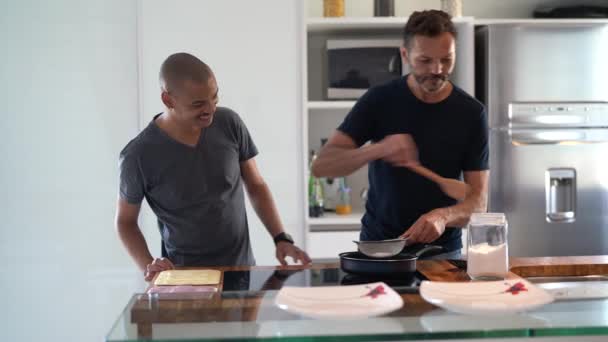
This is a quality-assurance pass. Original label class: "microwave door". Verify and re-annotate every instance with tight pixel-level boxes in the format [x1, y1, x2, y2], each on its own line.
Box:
[326, 39, 403, 100]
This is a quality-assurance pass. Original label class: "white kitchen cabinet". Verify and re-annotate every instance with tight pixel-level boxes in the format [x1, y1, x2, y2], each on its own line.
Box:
[300, 14, 475, 258]
[307, 231, 362, 259]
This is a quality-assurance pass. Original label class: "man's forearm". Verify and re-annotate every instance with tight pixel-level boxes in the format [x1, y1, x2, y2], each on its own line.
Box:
[117, 223, 154, 271]
[312, 144, 382, 178]
[441, 188, 488, 227]
[247, 182, 284, 238]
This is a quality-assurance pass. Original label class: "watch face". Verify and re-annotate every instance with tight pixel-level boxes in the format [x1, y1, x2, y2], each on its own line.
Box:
[284, 233, 294, 243]
[276, 232, 294, 244]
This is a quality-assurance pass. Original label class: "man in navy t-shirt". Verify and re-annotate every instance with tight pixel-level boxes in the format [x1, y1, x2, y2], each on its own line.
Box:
[312, 10, 489, 259]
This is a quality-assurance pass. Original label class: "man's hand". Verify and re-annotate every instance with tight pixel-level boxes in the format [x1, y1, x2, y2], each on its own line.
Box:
[378, 134, 419, 167]
[144, 257, 175, 282]
[401, 208, 448, 244]
[275, 242, 312, 266]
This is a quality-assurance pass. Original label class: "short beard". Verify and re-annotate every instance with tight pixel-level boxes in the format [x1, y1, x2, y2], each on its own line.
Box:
[413, 74, 449, 93]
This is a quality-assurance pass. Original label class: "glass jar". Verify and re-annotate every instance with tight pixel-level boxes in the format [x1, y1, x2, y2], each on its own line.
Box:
[467, 213, 509, 280]
[440, 0, 463, 17]
[323, 0, 344, 17]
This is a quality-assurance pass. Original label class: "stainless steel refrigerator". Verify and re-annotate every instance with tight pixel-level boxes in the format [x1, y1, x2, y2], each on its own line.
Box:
[476, 22, 608, 257]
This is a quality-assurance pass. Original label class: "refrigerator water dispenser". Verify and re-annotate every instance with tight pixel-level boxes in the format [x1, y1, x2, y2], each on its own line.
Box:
[545, 168, 576, 223]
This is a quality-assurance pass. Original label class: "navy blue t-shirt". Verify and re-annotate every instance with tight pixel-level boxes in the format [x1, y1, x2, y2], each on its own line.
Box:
[338, 76, 489, 252]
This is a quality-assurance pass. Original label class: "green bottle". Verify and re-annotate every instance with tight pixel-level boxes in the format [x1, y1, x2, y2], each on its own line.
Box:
[308, 150, 324, 217]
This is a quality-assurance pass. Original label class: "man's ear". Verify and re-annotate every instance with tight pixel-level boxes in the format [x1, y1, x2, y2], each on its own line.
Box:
[400, 46, 409, 65]
[161, 91, 174, 109]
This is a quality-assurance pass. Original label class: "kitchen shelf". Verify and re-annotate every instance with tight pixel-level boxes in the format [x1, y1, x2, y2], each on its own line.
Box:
[308, 212, 363, 226]
[308, 101, 356, 110]
[475, 18, 608, 25]
[307, 16, 473, 32]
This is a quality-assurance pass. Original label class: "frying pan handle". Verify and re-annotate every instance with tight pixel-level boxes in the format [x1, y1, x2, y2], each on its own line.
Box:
[414, 245, 445, 258]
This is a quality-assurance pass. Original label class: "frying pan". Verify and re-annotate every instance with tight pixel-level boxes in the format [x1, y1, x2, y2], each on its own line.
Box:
[339, 245, 444, 276]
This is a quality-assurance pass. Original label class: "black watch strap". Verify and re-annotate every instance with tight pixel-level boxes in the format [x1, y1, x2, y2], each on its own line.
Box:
[273, 232, 294, 245]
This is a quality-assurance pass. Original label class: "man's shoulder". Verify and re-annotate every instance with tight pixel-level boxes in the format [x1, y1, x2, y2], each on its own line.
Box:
[214, 106, 252, 134]
[215, 106, 234, 116]
[214, 106, 244, 125]
[450, 85, 486, 115]
[371, 77, 406, 96]
[119, 121, 160, 159]
[355, 77, 406, 108]
[215, 106, 240, 120]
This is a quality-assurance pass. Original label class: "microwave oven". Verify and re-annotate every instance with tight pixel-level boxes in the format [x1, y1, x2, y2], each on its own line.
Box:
[326, 39, 407, 99]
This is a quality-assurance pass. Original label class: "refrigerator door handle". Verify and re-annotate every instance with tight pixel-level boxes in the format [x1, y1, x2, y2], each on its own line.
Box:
[510, 129, 608, 145]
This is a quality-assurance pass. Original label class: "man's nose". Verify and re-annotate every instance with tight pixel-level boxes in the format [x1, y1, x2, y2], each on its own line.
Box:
[430, 61, 442, 74]
[203, 101, 216, 113]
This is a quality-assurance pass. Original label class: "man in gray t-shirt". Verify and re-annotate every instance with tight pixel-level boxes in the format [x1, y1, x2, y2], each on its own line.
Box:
[116, 53, 310, 281]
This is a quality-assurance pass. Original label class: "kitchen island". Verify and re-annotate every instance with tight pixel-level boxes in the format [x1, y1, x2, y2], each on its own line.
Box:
[106, 256, 608, 341]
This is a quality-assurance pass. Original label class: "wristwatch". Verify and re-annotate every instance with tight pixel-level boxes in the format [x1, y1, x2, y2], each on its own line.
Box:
[273, 232, 294, 245]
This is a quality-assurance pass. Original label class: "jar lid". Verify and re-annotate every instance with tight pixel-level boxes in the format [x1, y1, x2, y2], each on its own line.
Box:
[470, 212, 506, 226]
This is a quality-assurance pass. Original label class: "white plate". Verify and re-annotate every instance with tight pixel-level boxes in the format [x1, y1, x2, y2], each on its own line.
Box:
[420, 279, 554, 315]
[275, 282, 403, 319]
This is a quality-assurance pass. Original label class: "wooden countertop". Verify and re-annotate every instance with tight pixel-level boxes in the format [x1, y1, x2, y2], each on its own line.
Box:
[161, 255, 608, 289]
[510, 255, 608, 277]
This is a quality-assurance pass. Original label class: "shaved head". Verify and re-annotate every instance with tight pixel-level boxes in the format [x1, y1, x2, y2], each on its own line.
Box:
[159, 52, 214, 93]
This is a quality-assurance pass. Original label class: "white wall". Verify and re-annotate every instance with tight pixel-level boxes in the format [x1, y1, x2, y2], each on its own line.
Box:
[138, 0, 304, 266]
[0, 0, 143, 341]
[1, 0, 304, 340]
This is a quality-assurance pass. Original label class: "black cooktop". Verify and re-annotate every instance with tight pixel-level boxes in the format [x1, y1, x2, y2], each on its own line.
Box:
[222, 268, 426, 294]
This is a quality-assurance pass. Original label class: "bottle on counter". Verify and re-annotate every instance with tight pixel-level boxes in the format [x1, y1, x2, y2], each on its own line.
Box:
[321, 177, 340, 211]
[319, 138, 340, 212]
[308, 150, 324, 217]
[335, 178, 352, 215]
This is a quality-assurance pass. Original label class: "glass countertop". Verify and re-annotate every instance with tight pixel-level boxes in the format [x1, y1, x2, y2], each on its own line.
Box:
[106, 289, 608, 341]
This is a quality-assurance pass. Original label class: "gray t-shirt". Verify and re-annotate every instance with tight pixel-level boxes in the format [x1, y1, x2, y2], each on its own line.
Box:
[119, 107, 258, 266]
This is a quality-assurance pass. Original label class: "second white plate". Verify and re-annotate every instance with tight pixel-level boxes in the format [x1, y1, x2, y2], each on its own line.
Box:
[420, 279, 554, 315]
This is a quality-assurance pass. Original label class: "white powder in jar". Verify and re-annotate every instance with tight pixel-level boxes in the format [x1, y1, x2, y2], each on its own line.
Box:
[467, 242, 508, 279]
